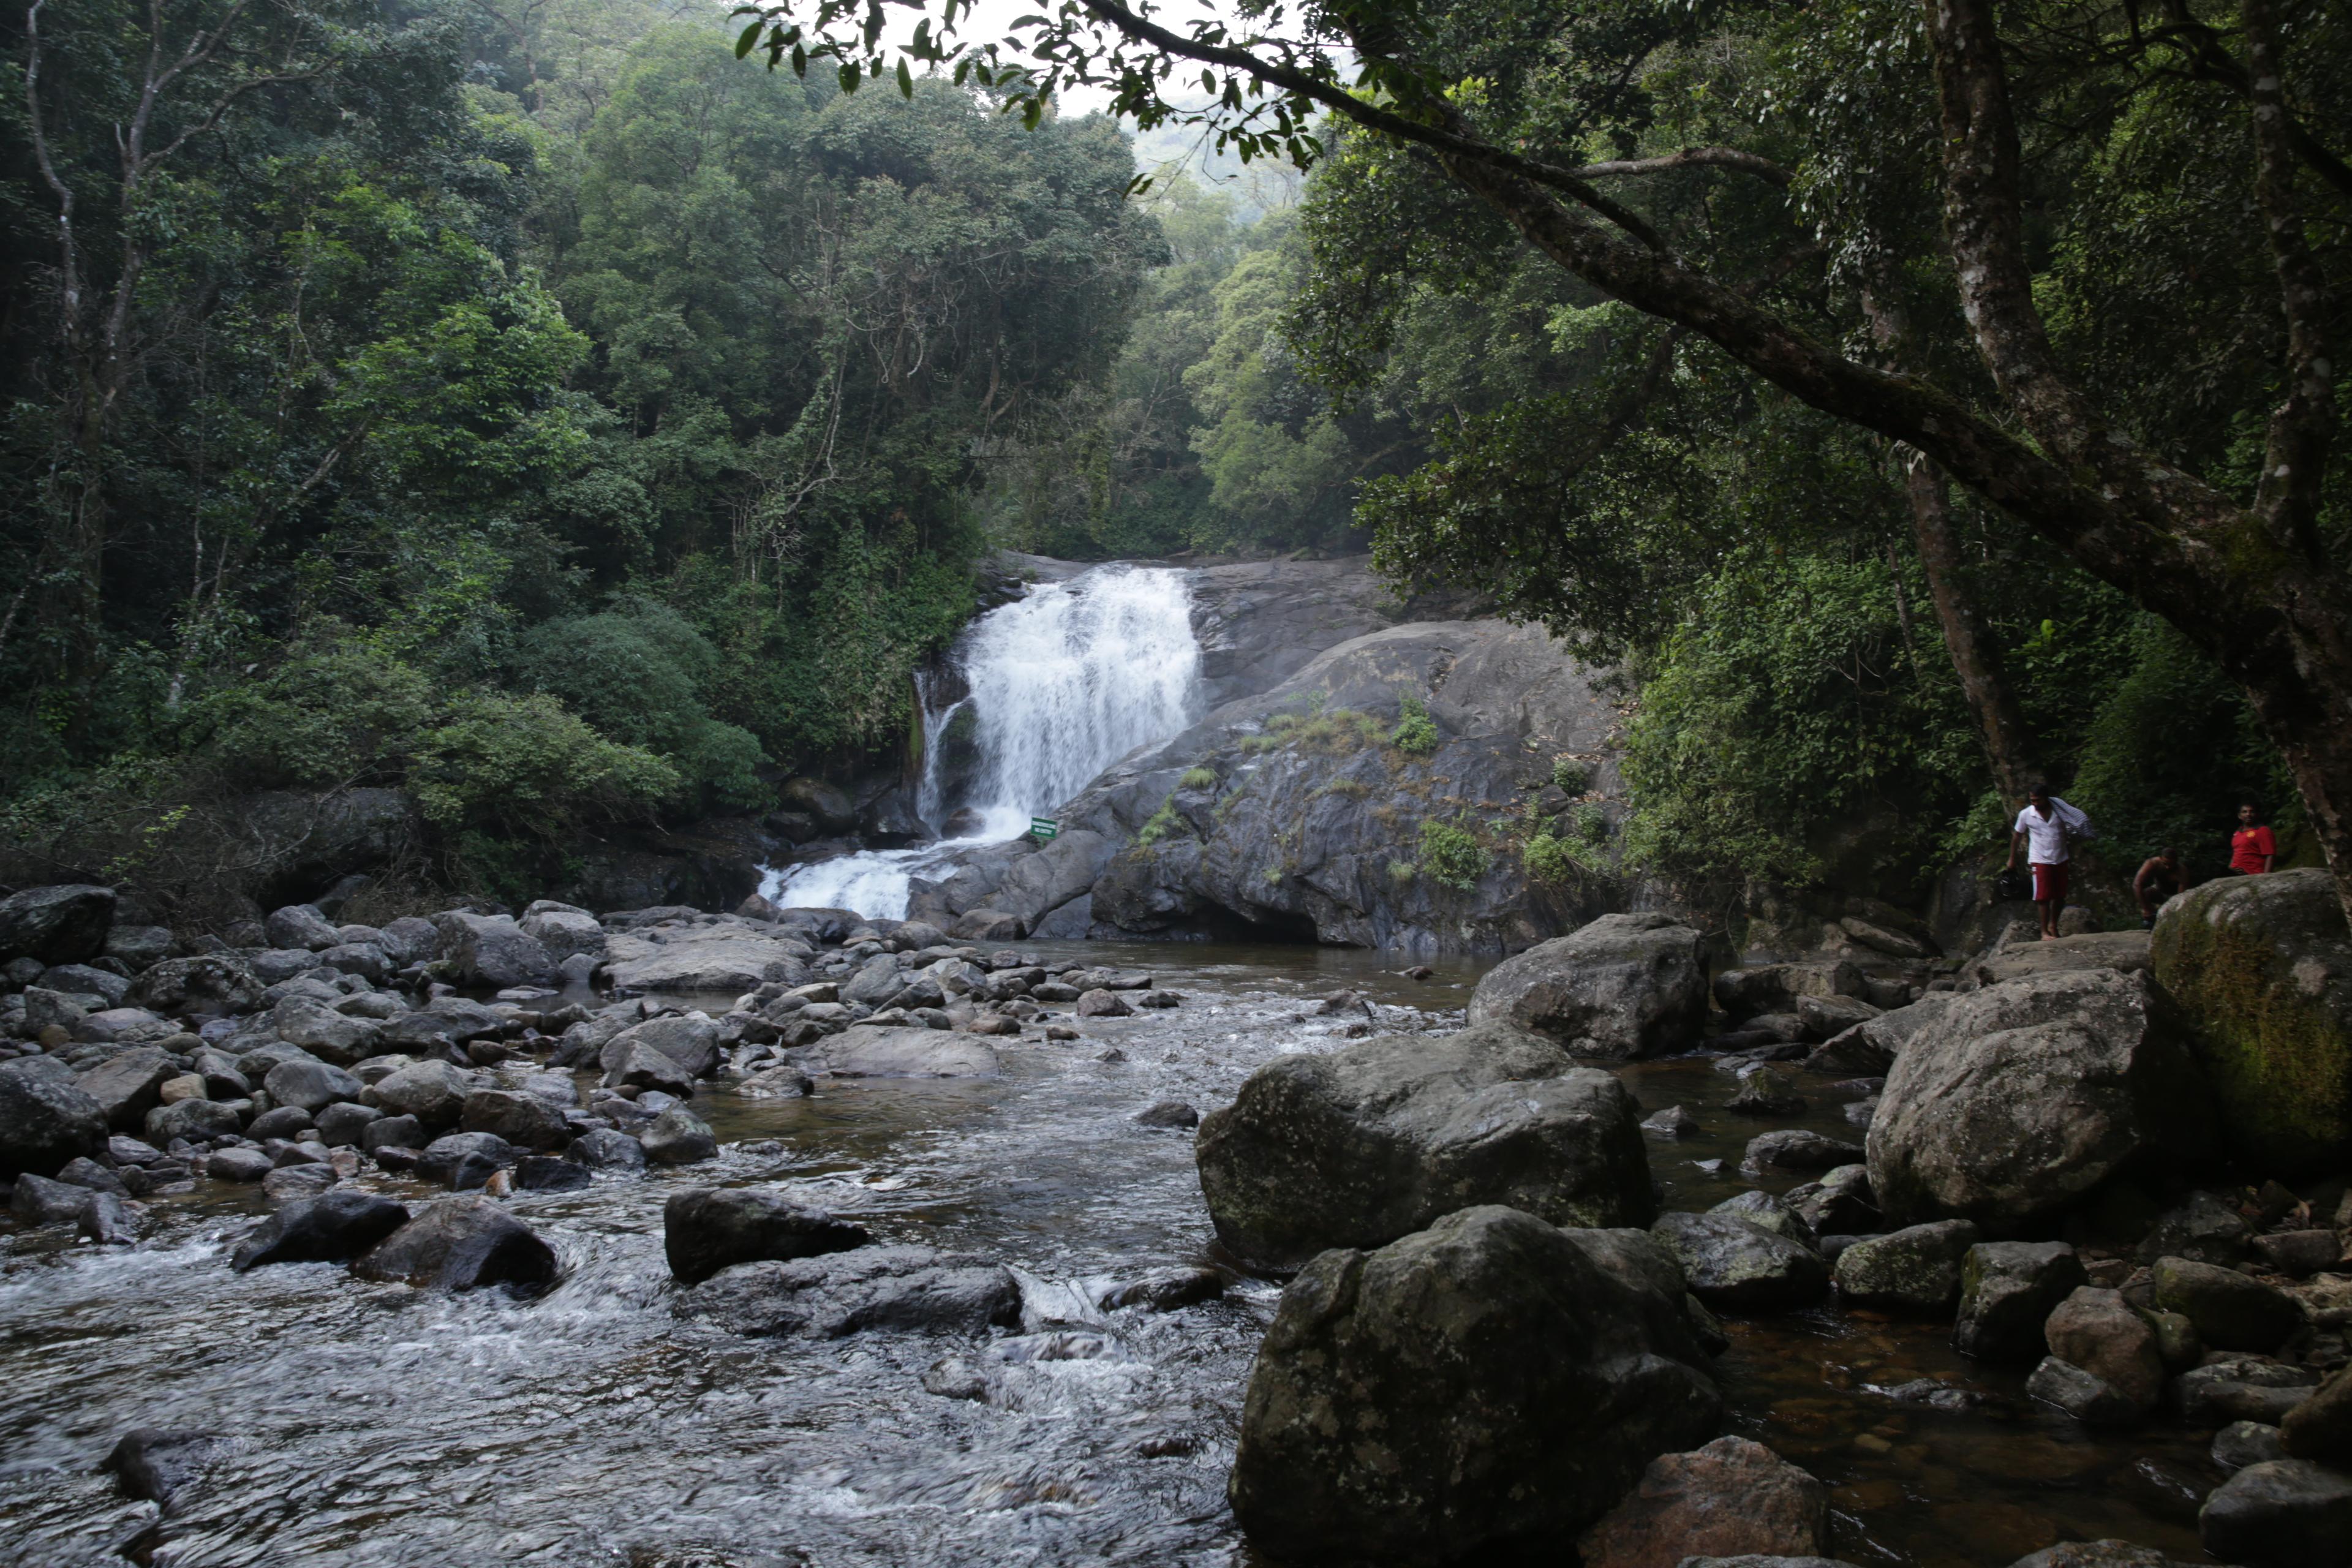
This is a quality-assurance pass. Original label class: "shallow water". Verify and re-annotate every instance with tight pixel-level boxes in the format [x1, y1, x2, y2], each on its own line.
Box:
[0, 943, 2220, 1566]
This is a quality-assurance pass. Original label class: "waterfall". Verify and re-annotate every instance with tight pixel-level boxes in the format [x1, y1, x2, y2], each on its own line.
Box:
[764, 564, 1201, 918]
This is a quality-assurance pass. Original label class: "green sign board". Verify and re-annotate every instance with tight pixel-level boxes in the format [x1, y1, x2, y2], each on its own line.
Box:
[1030, 817, 1058, 840]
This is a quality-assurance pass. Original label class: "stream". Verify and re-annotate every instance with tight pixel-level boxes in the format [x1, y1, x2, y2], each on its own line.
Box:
[0, 941, 2218, 1567]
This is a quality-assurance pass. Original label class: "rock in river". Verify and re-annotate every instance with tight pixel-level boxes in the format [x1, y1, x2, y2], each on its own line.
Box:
[1576, 1436, 1830, 1568]
[675, 1245, 1021, 1337]
[804, 1025, 1000, 1078]
[105, 1428, 226, 1512]
[1466, 913, 1708, 1060]
[2199, 1458, 2352, 1567]
[233, 1189, 411, 1270]
[0, 1058, 106, 1178]
[1866, 968, 2214, 1231]
[350, 1194, 559, 1292]
[639, 1106, 718, 1164]
[663, 1187, 871, 1284]
[1196, 1020, 1654, 1271]
[1227, 1205, 1721, 1564]
[1651, 1212, 1830, 1314]
[1831, 1219, 1980, 1314]
[1953, 1241, 2087, 1364]
[2150, 1256, 2302, 1352]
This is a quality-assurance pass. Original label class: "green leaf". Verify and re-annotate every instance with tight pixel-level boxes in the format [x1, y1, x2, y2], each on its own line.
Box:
[896, 57, 913, 97]
[734, 20, 763, 58]
[839, 59, 860, 92]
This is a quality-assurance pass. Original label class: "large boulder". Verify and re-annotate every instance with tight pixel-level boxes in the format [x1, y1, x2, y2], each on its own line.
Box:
[350, 1195, 559, 1292]
[2200, 1458, 2352, 1567]
[1196, 1021, 1654, 1270]
[0, 884, 114, 965]
[1227, 1206, 1722, 1564]
[1466, 914, 1708, 1059]
[674, 1244, 1022, 1337]
[232, 1189, 410, 1269]
[518, 905, 606, 964]
[0, 1058, 107, 1177]
[596, 1014, 720, 1083]
[2151, 867, 2352, 1175]
[1866, 968, 2215, 1231]
[432, 911, 555, 989]
[74, 1047, 178, 1131]
[662, 1187, 871, 1284]
[1575, 1436, 1830, 1568]
[805, 1026, 1001, 1079]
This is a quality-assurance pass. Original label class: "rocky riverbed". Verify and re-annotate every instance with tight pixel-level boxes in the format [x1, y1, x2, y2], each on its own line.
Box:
[6, 876, 2352, 1566]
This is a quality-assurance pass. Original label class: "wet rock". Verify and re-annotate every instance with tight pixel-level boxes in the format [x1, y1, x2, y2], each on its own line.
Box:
[104, 1428, 225, 1511]
[1797, 993, 1881, 1042]
[1197, 1021, 1654, 1270]
[2151, 1256, 2302, 1352]
[601, 1040, 697, 1095]
[1651, 1212, 1830, 1314]
[640, 1106, 717, 1164]
[126, 954, 263, 1016]
[261, 1058, 363, 1114]
[2135, 1191, 2253, 1267]
[1575, 1436, 1828, 1568]
[1833, 1220, 1980, 1314]
[416, 1131, 516, 1190]
[1787, 1164, 1880, 1234]
[0, 1057, 105, 1177]
[1728, 1068, 1806, 1117]
[2255, 1228, 2344, 1278]
[676, 1244, 1022, 1337]
[2284, 1367, 2352, 1464]
[266, 997, 383, 1066]
[2199, 1458, 2352, 1566]
[512, 1154, 591, 1191]
[369, 1060, 471, 1127]
[360, 1113, 423, 1152]
[663, 1186, 872, 1284]
[738, 1064, 815, 1099]
[2028, 1356, 2144, 1426]
[1954, 1242, 2087, 1363]
[78, 1189, 143, 1244]
[805, 1025, 1000, 1078]
[1466, 913, 1708, 1060]
[12, 1170, 87, 1223]
[70, 1046, 176, 1132]
[1133, 1099, 1199, 1130]
[596, 1014, 721, 1082]
[0, 884, 114, 965]
[2006, 1544, 2195, 1568]
[245, 1105, 314, 1141]
[1709, 1190, 1817, 1250]
[314, 1102, 382, 1147]
[2045, 1286, 2165, 1411]
[1714, 962, 1863, 1019]
[2153, 867, 2352, 1176]
[434, 911, 556, 989]
[2176, 1359, 2320, 1427]
[1076, 987, 1133, 1018]
[146, 1097, 241, 1145]
[205, 1147, 274, 1182]
[232, 1188, 410, 1268]
[1641, 1105, 1699, 1137]
[1742, 1129, 1863, 1177]
[1098, 1268, 1225, 1312]
[351, 1194, 560, 1292]
[2217, 1422, 2290, 1471]
[1228, 1206, 1721, 1562]
[55, 1154, 127, 1196]
[567, 1127, 647, 1170]
[459, 1089, 570, 1152]
[1805, 996, 1958, 1075]
[1867, 968, 2215, 1231]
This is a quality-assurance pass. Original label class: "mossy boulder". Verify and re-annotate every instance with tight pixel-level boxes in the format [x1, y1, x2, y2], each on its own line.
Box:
[2151, 868, 2352, 1176]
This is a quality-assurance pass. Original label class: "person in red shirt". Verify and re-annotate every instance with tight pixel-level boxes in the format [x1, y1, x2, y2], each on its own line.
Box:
[2230, 804, 2277, 875]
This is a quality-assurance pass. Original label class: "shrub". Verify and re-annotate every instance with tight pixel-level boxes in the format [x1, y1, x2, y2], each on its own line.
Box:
[1523, 831, 1580, 884]
[1179, 766, 1218, 790]
[183, 635, 437, 790]
[1575, 802, 1611, 844]
[1387, 858, 1416, 884]
[1418, 818, 1487, 891]
[410, 691, 679, 839]
[1551, 755, 1593, 795]
[1392, 693, 1440, 756]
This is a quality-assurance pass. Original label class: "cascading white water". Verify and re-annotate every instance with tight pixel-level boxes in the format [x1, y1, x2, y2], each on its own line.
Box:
[763, 564, 1202, 918]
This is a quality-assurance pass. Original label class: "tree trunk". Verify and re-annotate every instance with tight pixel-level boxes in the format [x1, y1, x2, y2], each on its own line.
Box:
[1901, 454, 2039, 808]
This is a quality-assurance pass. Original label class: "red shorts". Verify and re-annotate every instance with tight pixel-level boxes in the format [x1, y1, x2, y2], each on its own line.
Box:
[2032, 862, 2069, 903]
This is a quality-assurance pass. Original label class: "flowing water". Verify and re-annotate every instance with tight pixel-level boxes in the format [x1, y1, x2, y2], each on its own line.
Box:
[0, 944, 2220, 1567]
[767, 565, 1203, 921]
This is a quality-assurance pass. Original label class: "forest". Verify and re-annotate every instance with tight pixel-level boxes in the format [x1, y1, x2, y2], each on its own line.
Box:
[2, 0, 2341, 914]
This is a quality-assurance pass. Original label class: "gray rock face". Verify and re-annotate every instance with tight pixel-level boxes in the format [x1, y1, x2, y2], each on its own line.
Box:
[2200, 1458, 2352, 1566]
[1866, 968, 2215, 1231]
[459, 1089, 571, 1152]
[270, 996, 383, 1066]
[1832, 1220, 1981, 1313]
[74, 1047, 178, 1131]
[1466, 914, 1709, 1060]
[1806, 995, 1959, 1076]
[601, 1041, 696, 1095]
[1953, 1242, 2087, 1363]
[417, 1131, 516, 1189]
[2027, 1357, 2144, 1426]
[264, 904, 342, 951]
[146, 1098, 241, 1144]
[433, 911, 555, 988]
[566, 1127, 648, 1170]
[1227, 1206, 1722, 1564]
[662, 1187, 872, 1284]
[126, 954, 262, 1015]
[2136, 1191, 2255, 1266]
[2150, 1256, 2302, 1352]
[518, 907, 606, 964]
[640, 1106, 717, 1164]
[1743, 1129, 1863, 1177]
[0, 884, 115, 965]
[1196, 1021, 1654, 1270]
[602, 922, 805, 993]
[233, 1189, 410, 1269]
[805, 1025, 1000, 1078]
[596, 1015, 721, 1084]
[350, 1194, 560, 1292]
[2216, 1421, 2291, 1472]
[370, 1061, 471, 1127]
[12, 1170, 88, 1223]
[2178, 1360, 2319, 1427]
[0, 1058, 107, 1177]
[675, 1244, 1022, 1337]
[1651, 1212, 1830, 1314]
[2045, 1286, 2165, 1411]
[262, 1058, 363, 1114]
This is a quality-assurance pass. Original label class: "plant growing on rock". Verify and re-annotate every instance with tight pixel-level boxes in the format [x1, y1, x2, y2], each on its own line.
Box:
[1136, 796, 1186, 846]
[1391, 695, 1439, 757]
[1575, 804, 1611, 845]
[1179, 767, 1218, 790]
[1521, 831, 1581, 885]
[1551, 757, 1594, 796]
[1418, 819, 1488, 891]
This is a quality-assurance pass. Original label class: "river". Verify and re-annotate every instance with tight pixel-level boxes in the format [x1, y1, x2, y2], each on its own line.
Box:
[0, 941, 2215, 1567]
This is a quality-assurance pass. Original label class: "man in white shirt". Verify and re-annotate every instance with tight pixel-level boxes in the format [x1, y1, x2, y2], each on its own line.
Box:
[2006, 782, 2094, 941]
